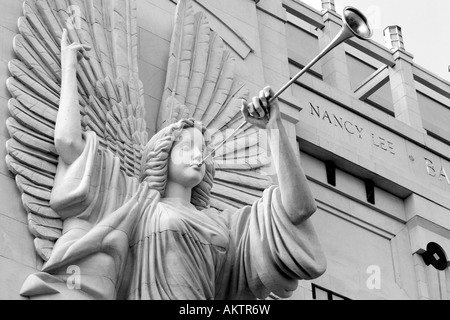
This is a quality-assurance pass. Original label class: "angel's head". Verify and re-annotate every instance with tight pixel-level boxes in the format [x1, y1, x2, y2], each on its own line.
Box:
[140, 118, 215, 209]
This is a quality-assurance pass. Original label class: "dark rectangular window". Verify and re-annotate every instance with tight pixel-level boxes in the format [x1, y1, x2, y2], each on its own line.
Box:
[325, 161, 336, 187]
[365, 180, 375, 205]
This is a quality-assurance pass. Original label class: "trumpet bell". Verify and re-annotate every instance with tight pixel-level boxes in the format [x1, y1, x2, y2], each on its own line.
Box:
[209, 6, 375, 158]
[343, 6, 373, 40]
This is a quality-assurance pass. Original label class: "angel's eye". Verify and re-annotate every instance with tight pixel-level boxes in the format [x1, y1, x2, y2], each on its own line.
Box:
[178, 141, 190, 151]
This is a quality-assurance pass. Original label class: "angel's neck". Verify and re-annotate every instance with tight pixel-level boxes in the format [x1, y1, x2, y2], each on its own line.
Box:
[164, 181, 192, 204]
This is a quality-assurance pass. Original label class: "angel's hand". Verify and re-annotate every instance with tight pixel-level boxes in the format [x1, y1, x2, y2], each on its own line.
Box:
[241, 86, 282, 130]
[60, 28, 92, 70]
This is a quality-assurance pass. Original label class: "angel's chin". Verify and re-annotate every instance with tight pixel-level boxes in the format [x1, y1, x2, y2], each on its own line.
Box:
[173, 170, 204, 187]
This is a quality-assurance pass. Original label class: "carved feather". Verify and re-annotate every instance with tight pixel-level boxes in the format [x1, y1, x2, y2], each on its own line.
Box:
[34, 238, 55, 261]
[6, 0, 267, 264]
[208, 82, 249, 131]
[201, 51, 235, 127]
[6, 0, 147, 263]
[87, 0, 115, 79]
[22, 194, 60, 219]
[13, 35, 60, 92]
[192, 33, 224, 122]
[214, 170, 272, 191]
[6, 156, 54, 189]
[55, 0, 96, 88]
[111, 0, 130, 80]
[18, 16, 61, 82]
[69, 0, 104, 80]
[6, 118, 57, 156]
[158, 0, 195, 129]
[16, 175, 53, 202]
[9, 60, 60, 106]
[184, 12, 210, 117]
[23, 2, 60, 62]
[7, 144, 57, 176]
[158, 0, 273, 210]
[28, 213, 62, 241]
[7, 98, 55, 140]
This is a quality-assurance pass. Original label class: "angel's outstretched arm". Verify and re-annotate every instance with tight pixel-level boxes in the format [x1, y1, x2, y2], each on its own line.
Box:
[54, 29, 92, 165]
[242, 87, 317, 226]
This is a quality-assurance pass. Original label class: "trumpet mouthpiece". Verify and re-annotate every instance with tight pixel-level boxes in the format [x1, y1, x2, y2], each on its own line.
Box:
[190, 161, 203, 167]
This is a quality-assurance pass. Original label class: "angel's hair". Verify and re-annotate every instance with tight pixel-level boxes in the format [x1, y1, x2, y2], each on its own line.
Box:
[140, 118, 215, 210]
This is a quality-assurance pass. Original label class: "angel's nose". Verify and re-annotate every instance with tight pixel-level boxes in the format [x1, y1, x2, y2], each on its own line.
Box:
[191, 148, 203, 164]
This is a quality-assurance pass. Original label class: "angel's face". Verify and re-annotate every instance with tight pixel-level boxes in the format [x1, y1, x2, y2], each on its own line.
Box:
[167, 127, 207, 189]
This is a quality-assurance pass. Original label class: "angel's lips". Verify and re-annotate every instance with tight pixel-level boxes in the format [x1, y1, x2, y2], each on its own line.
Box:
[190, 162, 203, 170]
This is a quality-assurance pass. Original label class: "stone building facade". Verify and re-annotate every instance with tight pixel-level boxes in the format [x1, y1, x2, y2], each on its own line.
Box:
[1, 0, 450, 300]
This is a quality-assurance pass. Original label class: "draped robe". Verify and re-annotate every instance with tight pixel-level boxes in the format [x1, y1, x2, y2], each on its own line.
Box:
[20, 131, 326, 300]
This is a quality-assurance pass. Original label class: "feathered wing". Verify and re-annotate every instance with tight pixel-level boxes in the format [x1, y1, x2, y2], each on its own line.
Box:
[5, 0, 147, 262]
[158, 0, 273, 211]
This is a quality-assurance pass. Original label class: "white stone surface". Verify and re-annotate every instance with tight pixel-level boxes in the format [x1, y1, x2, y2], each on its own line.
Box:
[0, 0, 450, 301]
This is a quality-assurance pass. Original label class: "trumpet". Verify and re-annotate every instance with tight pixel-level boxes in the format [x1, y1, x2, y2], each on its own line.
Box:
[200, 6, 373, 165]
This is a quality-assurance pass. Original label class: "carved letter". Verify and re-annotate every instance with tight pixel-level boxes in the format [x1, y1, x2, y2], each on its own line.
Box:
[333, 115, 343, 129]
[344, 121, 355, 135]
[355, 125, 364, 139]
[379, 137, 388, 151]
[425, 158, 436, 177]
[388, 141, 395, 155]
[310, 103, 320, 118]
[439, 167, 450, 184]
[372, 134, 380, 147]
[322, 111, 332, 124]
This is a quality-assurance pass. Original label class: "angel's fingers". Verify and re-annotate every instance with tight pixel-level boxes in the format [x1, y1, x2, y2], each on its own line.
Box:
[71, 44, 92, 60]
[252, 96, 265, 119]
[241, 101, 260, 127]
[248, 101, 258, 118]
[263, 86, 273, 100]
[242, 100, 256, 119]
[259, 90, 268, 109]
[70, 44, 92, 51]
[241, 100, 251, 120]
[82, 45, 92, 51]
[81, 45, 92, 60]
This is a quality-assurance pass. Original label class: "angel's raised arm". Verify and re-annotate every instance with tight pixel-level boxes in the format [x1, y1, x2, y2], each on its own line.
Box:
[54, 29, 92, 165]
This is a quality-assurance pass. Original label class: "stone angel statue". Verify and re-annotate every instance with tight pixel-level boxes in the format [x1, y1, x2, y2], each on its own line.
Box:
[5, 0, 326, 300]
